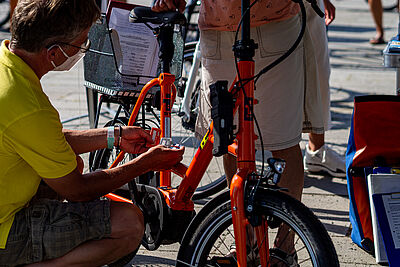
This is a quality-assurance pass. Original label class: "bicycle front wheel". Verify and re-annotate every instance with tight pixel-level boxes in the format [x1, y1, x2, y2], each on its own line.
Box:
[176, 190, 339, 267]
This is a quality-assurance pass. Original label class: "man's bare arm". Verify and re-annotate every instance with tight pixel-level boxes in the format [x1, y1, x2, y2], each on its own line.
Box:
[63, 126, 153, 155]
[63, 128, 109, 154]
[43, 145, 184, 202]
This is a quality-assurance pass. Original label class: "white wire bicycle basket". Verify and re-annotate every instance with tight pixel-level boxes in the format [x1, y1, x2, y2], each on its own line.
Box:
[83, 14, 184, 100]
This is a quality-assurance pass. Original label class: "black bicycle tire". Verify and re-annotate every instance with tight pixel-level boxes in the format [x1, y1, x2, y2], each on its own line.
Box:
[176, 189, 339, 267]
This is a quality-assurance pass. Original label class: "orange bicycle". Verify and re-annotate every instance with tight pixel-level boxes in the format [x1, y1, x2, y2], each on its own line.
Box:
[87, 1, 339, 266]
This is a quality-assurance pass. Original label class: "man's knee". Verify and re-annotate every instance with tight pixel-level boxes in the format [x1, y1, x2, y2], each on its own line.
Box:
[110, 202, 144, 250]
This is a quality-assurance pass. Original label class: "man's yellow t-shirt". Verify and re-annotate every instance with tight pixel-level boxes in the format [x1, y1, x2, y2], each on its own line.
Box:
[0, 40, 77, 249]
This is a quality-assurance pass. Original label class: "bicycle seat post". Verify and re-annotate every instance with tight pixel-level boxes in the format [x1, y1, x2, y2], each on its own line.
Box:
[157, 24, 176, 186]
[157, 25, 175, 73]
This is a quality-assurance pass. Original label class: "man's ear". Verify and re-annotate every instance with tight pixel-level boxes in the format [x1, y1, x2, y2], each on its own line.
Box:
[46, 46, 57, 62]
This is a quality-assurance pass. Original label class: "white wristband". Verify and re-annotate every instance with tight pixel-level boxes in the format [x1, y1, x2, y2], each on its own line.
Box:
[107, 126, 114, 149]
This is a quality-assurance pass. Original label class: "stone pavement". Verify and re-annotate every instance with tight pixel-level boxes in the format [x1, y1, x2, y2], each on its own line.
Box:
[2, 0, 399, 265]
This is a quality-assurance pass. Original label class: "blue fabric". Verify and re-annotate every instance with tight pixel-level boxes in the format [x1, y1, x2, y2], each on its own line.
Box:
[346, 112, 364, 248]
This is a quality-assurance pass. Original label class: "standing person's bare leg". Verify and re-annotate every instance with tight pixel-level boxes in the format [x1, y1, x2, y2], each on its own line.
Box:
[308, 133, 324, 152]
[272, 144, 304, 201]
[269, 145, 304, 258]
[368, 0, 385, 44]
[223, 153, 237, 187]
[224, 145, 304, 199]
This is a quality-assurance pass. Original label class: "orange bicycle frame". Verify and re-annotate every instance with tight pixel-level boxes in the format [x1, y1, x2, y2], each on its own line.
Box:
[230, 60, 269, 266]
[105, 51, 268, 267]
[105, 73, 176, 202]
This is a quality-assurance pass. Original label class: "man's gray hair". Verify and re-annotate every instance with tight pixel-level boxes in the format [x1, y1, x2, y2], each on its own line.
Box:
[10, 0, 101, 52]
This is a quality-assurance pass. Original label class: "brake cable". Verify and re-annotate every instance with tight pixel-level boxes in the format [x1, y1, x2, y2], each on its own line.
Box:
[233, 0, 322, 177]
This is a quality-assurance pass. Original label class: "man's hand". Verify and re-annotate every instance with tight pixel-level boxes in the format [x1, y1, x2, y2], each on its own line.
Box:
[151, 0, 186, 13]
[119, 126, 154, 154]
[141, 144, 185, 171]
[323, 0, 335, 26]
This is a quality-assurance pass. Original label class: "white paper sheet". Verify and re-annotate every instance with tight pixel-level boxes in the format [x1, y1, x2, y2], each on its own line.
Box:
[108, 7, 159, 78]
[367, 173, 400, 263]
[382, 193, 400, 249]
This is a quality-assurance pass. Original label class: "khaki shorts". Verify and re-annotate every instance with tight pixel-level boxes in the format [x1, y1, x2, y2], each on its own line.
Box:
[0, 199, 111, 266]
[196, 15, 321, 150]
[305, 0, 332, 130]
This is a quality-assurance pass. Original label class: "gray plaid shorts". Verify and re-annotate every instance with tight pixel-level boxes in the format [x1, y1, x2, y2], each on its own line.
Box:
[0, 199, 111, 266]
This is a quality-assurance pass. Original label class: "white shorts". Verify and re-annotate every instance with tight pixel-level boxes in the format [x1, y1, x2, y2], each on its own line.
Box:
[196, 15, 320, 151]
[305, 0, 332, 131]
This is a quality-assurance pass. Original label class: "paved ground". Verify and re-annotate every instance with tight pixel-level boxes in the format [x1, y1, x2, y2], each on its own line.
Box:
[3, 0, 400, 265]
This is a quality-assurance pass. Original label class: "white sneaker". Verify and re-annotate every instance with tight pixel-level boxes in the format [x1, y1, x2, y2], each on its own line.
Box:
[303, 144, 346, 178]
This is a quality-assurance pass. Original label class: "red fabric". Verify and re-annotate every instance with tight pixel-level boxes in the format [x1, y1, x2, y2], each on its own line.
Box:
[353, 101, 400, 167]
[353, 176, 373, 241]
[352, 98, 400, 243]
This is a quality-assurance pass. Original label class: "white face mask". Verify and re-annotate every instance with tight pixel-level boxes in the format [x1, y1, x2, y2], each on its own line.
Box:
[49, 45, 85, 71]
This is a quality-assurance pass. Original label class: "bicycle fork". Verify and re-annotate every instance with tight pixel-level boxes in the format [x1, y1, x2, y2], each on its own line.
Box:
[230, 60, 269, 267]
